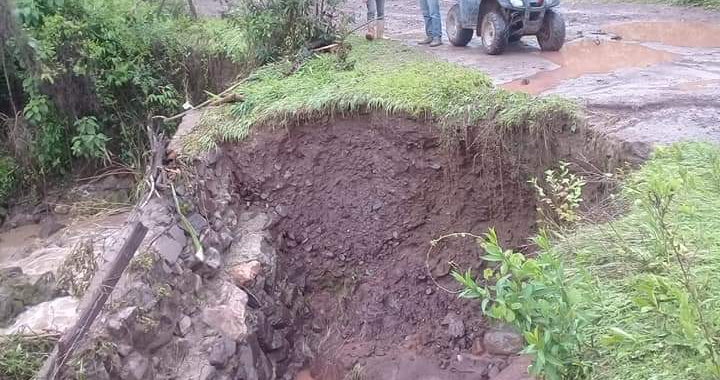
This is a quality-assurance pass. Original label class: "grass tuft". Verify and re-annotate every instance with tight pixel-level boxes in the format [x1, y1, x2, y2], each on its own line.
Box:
[0, 331, 59, 380]
[178, 38, 579, 154]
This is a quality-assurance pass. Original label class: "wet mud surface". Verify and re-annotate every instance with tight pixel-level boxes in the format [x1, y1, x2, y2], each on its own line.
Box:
[346, 0, 720, 148]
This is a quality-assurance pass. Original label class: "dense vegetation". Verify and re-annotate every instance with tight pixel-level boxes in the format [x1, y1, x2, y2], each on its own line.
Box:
[453, 143, 720, 379]
[0, 0, 244, 205]
[0, 0, 342, 207]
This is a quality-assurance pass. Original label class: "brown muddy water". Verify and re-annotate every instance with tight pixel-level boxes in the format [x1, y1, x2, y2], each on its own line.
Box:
[502, 21, 720, 95]
[502, 39, 677, 94]
[605, 21, 720, 48]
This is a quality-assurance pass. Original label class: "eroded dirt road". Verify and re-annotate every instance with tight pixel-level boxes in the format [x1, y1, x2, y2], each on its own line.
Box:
[347, 0, 720, 154]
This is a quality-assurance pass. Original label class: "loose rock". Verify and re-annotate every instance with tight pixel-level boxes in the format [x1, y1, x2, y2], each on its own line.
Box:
[209, 336, 237, 368]
[155, 235, 183, 264]
[177, 315, 192, 337]
[39, 217, 65, 238]
[483, 329, 524, 355]
[121, 352, 152, 380]
[228, 260, 263, 287]
[441, 312, 465, 339]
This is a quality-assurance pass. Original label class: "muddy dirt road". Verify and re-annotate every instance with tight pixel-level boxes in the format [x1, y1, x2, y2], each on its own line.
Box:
[347, 0, 720, 153]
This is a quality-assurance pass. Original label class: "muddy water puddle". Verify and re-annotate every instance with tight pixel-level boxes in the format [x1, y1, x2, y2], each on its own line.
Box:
[503, 39, 677, 94]
[502, 21, 720, 94]
[605, 21, 720, 48]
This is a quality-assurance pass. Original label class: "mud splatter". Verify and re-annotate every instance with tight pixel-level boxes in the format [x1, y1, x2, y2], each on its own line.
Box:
[503, 40, 677, 94]
[605, 21, 720, 48]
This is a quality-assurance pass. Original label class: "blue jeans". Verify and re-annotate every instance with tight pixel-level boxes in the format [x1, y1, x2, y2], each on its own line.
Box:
[419, 0, 442, 38]
[367, 0, 385, 21]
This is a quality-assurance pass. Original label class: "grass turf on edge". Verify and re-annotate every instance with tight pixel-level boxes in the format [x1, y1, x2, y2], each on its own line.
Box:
[178, 37, 578, 154]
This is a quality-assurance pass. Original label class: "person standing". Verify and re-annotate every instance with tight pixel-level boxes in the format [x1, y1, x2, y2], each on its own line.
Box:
[418, 0, 442, 46]
[365, 0, 386, 40]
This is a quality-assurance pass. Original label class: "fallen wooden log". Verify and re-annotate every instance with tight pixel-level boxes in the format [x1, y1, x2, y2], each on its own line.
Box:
[36, 222, 149, 380]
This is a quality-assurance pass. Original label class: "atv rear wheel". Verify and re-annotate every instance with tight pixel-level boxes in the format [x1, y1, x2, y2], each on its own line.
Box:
[447, 4, 474, 47]
[480, 9, 508, 55]
[536, 9, 565, 51]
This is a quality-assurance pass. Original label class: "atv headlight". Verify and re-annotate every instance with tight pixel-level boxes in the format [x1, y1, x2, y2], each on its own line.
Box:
[509, 0, 524, 7]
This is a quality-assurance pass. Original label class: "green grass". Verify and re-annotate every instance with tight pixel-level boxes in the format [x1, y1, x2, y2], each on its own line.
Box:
[658, 0, 719, 8]
[0, 332, 58, 380]
[552, 143, 720, 380]
[179, 38, 579, 154]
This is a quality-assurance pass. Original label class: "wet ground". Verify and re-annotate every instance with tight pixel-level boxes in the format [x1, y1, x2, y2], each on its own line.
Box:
[346, 0, 720, 149]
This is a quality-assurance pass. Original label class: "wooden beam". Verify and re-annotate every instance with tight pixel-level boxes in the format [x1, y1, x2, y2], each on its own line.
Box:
[37, 222, 149, 380]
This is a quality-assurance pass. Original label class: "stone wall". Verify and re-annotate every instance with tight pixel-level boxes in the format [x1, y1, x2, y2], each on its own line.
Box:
[63, 147, 304, 380]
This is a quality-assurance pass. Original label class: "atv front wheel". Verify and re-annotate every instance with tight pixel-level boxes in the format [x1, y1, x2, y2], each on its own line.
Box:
[480, 9, 508, 55]
[536, 9, 565, 51]
[447, 4, 474, 47]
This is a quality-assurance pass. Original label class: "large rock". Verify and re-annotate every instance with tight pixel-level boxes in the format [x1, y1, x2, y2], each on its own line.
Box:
[225, 213, 275, 269]
[491, 355, 533, 380]
[235, 335, 272, 380]
[154, 234, 184, 264]
[484, 329, 524, 355]
[120, 352, 153, 380]
[0, 268, 57, 325]
[209, 336, 237, 368]
[39, 217, 66, 238]
[201, 282, 248, 341]
[227, 260, 262, 287]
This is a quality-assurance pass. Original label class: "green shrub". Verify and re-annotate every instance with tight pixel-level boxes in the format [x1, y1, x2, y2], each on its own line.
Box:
[235, 0, 345, 64]
[3, 0, 247, 177]
[0, 155, 18, 205]
[448, 230, 591, 380]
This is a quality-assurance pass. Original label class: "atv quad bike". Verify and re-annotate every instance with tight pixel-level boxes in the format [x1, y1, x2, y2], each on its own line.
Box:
[446, 0, 565, 55]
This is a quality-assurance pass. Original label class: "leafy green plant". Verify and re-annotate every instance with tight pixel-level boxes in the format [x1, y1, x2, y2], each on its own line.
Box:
[236, 0, 345, 63]
[530, 161, 586, 227]
[444, 230, 590, 380]
[0, 154, 18, 204]
[3, 0, 250, 183]
[71, 116, 109, 160]
[34, 122, 70, 174]
[629, 173, 720, 375]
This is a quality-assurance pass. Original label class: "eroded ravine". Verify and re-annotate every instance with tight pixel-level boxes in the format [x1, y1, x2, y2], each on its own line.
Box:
[214, 114, 624, 379]
[0, 110, 631, 379]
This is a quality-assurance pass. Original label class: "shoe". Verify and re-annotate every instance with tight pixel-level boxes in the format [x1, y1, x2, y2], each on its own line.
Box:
[418, 36, 433, 45]
[377, 19, 385, 39]
[429, 37, 443, 47]
[365, 21, 376, 41]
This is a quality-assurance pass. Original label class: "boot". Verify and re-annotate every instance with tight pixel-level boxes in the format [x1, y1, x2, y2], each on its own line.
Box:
[418, 36, 433, 45]
[377, 19, 385, 39]
[365, 20, 376, 41]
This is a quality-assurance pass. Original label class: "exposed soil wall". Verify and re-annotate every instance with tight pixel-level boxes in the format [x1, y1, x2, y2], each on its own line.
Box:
[215, 113, 625, 379]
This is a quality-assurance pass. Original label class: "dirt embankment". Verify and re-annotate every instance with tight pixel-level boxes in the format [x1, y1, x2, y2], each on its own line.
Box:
[219, 113, 622, 379]
[0, 108, 630, 380]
